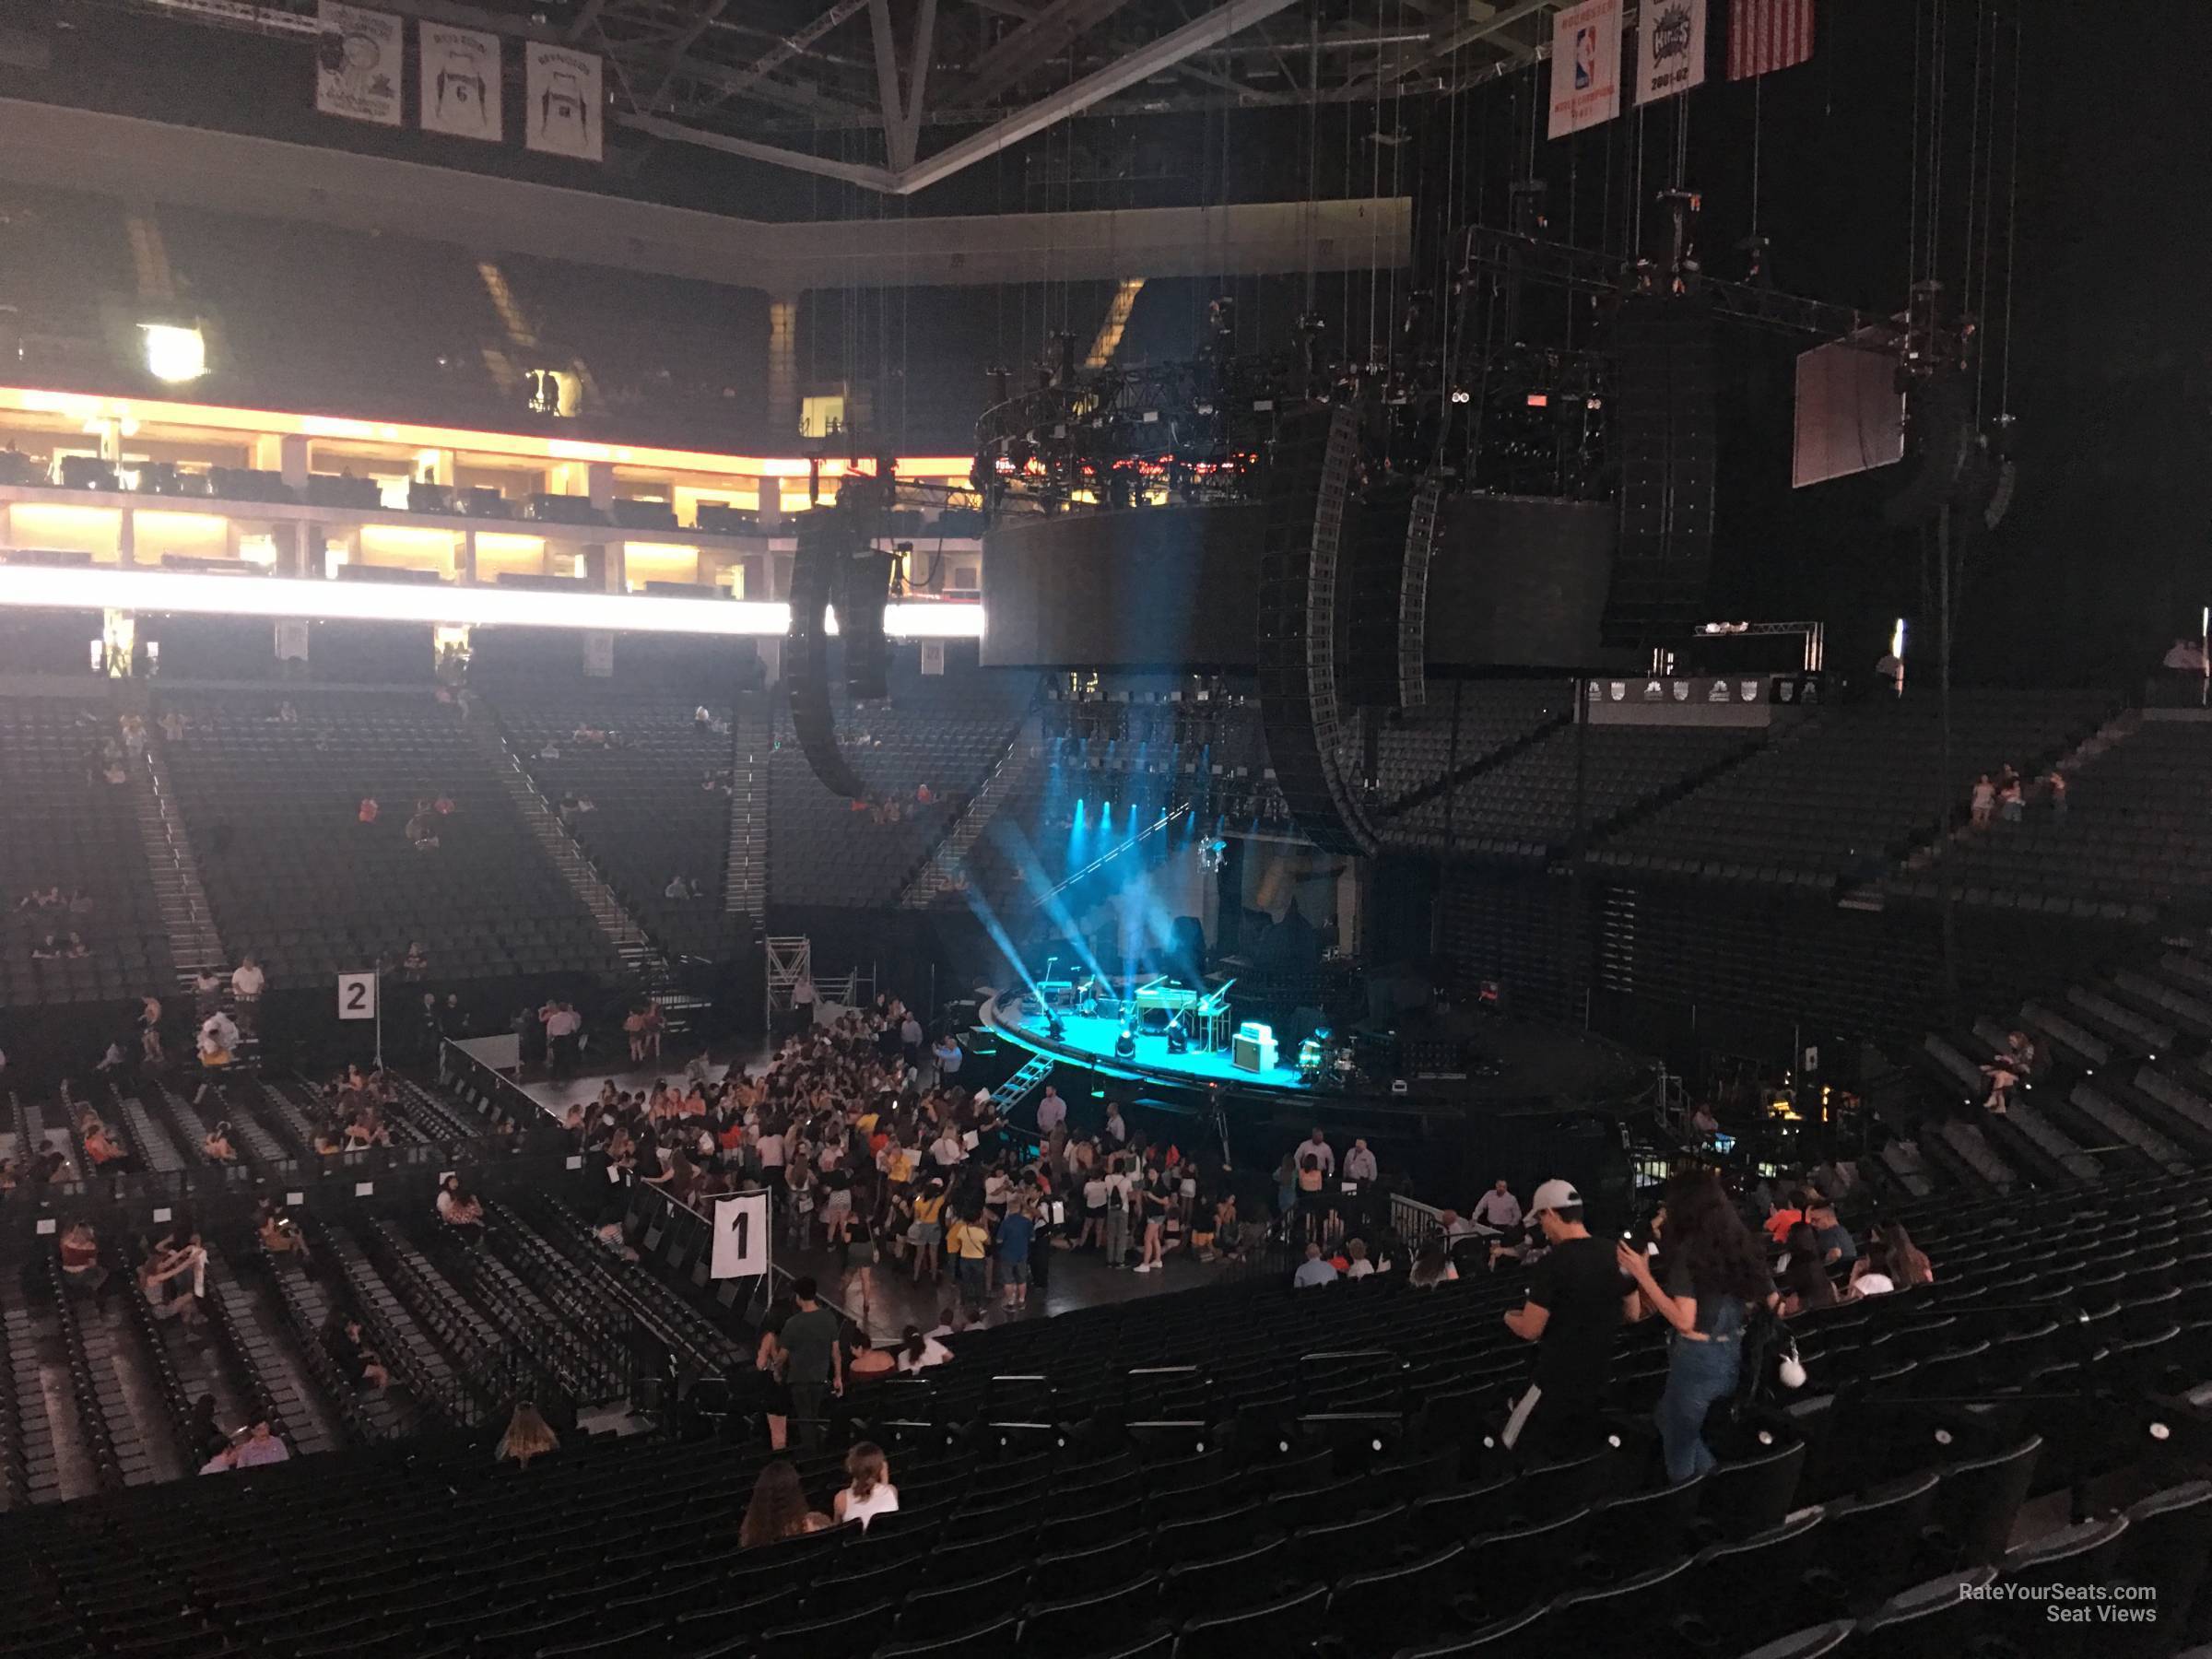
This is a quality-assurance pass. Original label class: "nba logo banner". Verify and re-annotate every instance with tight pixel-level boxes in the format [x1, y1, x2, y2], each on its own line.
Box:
[1548, 0, 1623, 138]
[420, 21, 502, 142]
[1636, 0, 1708, 105]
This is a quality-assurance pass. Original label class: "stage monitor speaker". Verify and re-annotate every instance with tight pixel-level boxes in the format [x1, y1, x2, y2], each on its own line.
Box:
[1253, 405, 1379, 855]
[786, 512, 869, 799]
[841, 550, 894, 700]
[1604, 294, 1717, 647]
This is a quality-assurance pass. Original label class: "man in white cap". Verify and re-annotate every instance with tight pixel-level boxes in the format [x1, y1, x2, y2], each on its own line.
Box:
[1498, 1178, 1629, 1462]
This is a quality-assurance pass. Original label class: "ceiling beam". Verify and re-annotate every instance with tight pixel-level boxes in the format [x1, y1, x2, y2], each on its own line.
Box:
[618, 112, 901, 190]
[954, 0, 1140, 108]
[650, 0, 731, 105]
[898, 0, 1298, 194]
[867, 0, 938, 172]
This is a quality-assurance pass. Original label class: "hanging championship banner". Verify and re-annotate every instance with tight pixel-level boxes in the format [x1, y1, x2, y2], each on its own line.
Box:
[314, 2, 403, 127]
[1636, 0, 1709, 105]
[420, 21, 503, 141]
[524, 43, 603, 161]
[1547, 0, 1623, 138]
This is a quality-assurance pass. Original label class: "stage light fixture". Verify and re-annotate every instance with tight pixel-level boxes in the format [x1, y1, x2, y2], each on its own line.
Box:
[141, 323, 208, 384]
[1113, 1023, 1137, 1061]
[1046, 1013, 1067, 1041]
[1165, 1017, 1189, 1055]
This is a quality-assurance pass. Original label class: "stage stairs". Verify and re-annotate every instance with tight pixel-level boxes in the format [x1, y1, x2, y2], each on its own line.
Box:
[989, 1054, 1056, 1125]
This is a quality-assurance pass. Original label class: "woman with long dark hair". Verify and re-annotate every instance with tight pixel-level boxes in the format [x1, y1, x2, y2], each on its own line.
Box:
[1618, 1170, 1774, 1483]
[739, 1459, 830, 1547]
[1776, 1223, 1838, 1315]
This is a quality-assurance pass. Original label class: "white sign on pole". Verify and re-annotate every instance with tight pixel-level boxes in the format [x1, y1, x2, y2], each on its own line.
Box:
[1547, 0, 1623, 138]
[337, 971, 378, 1021]
[420, 21, 503, 141]
[710, 1192, 772, 1280]
[315, 2, 404, 127]
[524, 43, 603, 161]
[1635, 0, 1708, 105]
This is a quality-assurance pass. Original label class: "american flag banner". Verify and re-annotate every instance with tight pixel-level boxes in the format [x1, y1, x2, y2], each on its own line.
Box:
[1727, 0, 1815, 80]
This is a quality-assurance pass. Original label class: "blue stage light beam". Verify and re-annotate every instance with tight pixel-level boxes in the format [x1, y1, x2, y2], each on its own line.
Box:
[959, 882, 1049, 1007]
[987, 818, 1114, 991]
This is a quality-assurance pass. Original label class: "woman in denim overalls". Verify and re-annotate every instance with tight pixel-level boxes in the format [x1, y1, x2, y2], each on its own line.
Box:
[1618, 1171, 1777, 1484]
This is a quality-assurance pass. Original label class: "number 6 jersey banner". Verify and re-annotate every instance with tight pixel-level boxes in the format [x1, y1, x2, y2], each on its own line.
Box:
[420, 21, 503, 141]
[711, 1192, 771, 1280]
[525, 43, 603, 161]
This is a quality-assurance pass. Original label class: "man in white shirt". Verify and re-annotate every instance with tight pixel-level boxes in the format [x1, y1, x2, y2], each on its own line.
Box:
[229, 955, 265, 1037]
[1036, 1085, 1067, 1136]
[1299, 1127, 1335, 1177]
[1473, 1180, 1523, 1233]
[933, 1034, 962, 1083]
[1343, 1138, 1378, 1182]
[1102, 1103, 1127, 1146]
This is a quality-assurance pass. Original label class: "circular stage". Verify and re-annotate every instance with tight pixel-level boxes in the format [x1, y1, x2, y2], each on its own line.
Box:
[981, 989, 1660, 1124]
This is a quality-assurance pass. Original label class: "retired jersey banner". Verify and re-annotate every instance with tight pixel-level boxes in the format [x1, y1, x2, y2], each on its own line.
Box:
[419, 21, 503, 142]
[314, 2, 402, 127]
[1636, 0, 1708, 105]
[1548, 0, 1623, 139]
[524, 43, 603, 161]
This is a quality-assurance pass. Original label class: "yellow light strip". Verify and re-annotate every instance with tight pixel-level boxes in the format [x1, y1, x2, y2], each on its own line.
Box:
[0, 385, 976, 482]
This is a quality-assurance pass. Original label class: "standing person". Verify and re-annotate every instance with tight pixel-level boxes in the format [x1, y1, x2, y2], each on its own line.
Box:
[1617, 1170, 1775, 1485]
[790, 971, 817, 1035]
[1035, 1082, 1067, 1138]
[1343, 1137, 1378, 1182]
[1101, 1155, 1135, 1267]
[192, 966, 223, 1024]
[996, 1193, 1038, 1312]
[1298, 1126, 1336, 1177]
[1500, 1180, 1629, 1460]
[945, 1206, 990, 1312]
[908, 1179, 946, 1284]
[1970, 773, 1995, 829]
[1134, 1172, 1168, 1274]
[229, 955, 264, 1040]
[1473, 1180, 1524, 1237]
[779, 1277, 843, 1452]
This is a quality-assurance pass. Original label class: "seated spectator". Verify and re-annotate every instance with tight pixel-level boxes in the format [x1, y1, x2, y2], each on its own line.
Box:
[1805, 1200, 1855, 1267]
[496, 1400, 559, 1469]
[739, 1460, 832, 1547]
[200, 1420, 288, 1474]
[1849, 1223, 1934, 1298]
[257, 1198, 308, 1262]
[1292, 1241, 1338, 1288]
[1777, 1226, 1839, 1316]
[896, 1324, 951, 1371]
[1343, 1238, 1374, 1278]
[833, 1442, 900, 1529]
[187, 1394, 229, 1468]
[323, 1310, 390, 1392]
[403, 941, 429, 973]
[436, 1175, 487, 1245]
[1408, 1236, 1460, 1289]
[80, 1112, 133, 1173]
[358, 795, 380, 825]
[60, 1221, 113, 1305]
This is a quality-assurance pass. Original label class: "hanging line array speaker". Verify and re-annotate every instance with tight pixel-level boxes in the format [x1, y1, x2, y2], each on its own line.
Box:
[840, 549, 894, 700]
[1254, 403, 1379, 856]
[1336, 482, 1416, 712]
[786, 508, 870, 801]
[1604, 293, 1718, 648]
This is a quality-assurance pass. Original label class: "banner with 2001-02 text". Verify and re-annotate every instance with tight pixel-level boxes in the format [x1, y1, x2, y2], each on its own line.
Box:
[1635, 0, 1709, 105]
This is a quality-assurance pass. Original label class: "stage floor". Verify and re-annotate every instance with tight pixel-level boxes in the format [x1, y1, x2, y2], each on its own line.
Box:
[1012, 1010, 1311, 1092]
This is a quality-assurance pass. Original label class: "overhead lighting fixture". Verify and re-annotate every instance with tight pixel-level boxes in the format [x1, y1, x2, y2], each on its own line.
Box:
[139, 324, 208, 385]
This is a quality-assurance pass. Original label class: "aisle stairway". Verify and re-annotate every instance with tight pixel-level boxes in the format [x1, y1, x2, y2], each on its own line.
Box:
[724, 694, 771, 923]
[900, 714, 1043, 909]
[129, 743, 225, 990]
